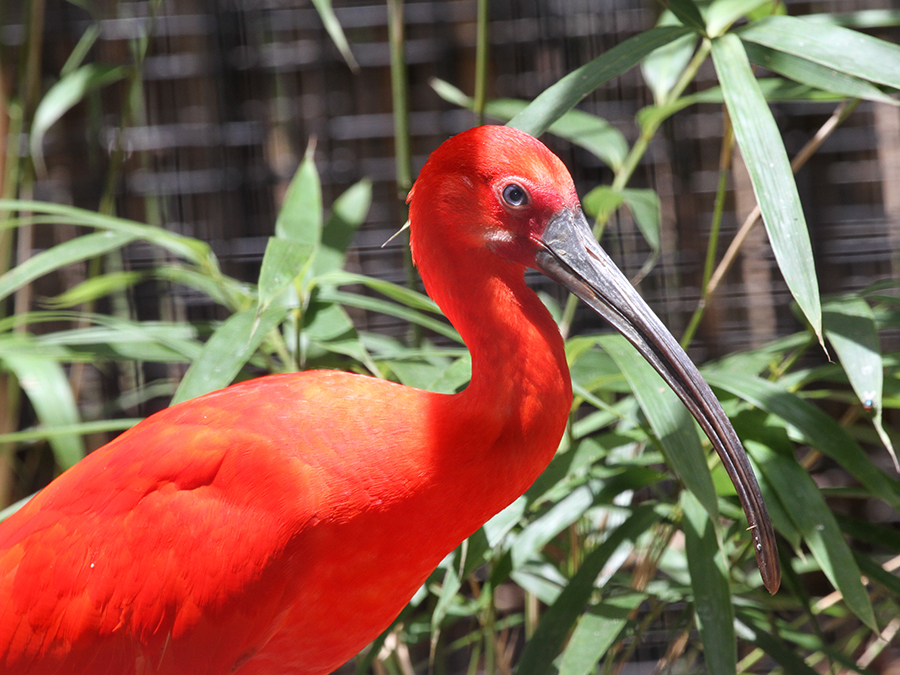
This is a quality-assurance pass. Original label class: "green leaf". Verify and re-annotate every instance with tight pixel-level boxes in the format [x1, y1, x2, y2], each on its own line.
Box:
[0, 200, 213, 265]
[805, 9, 900, 29]
[172, 304, 288, 404]
[511, 484, 597, 568]
[745, 438, 877, 631]
[704, 370, 900, 514]
[314, 178, 372, 276]
[30, 64, 129, 171]
[737, 15, 900, 90]
[1, 352, 85, 469]
[666, 0, 707, 34]
[705, 0, 775, 37]
[276, 142, 322, 246]
[558, 593, 645, 675]
[601, 334, 719, 520]
[0, 231, 136, 304]
[682, 491, 736, 675]
[581, 186, 625, 223]
[310, 0, 359, 71]
[257, 238, 315, 312]
[743, 43, 898, 105]
[0, 418, 141, 445]
[621, 189, 661, 252]
[319, 287, 460, 343]
[641, 13, 700, 103]
[44, 271, 146, 308]
[509, 26, 693, 137]
[516, 505, 659, 675]
[711, 34, 822, 345]
[823, 297, 896, 469]
[430, 80, 628, 171]
[734, 615, 821, 675]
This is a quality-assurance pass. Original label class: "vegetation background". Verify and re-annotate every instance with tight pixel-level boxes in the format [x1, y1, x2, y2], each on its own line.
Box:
[1, 0, 900, 673]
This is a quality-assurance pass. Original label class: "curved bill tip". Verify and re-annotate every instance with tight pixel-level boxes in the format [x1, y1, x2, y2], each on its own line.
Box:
[534, 206, 781, 594]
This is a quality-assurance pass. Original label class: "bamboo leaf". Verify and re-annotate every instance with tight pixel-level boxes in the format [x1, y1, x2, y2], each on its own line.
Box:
[682, 491, 736, 675]
[0, 200, 213, 265]
[601, 334, 719, 519]
[711, 35, 822, 345]
[641, 13, 699, 103]
[172, 305, 288, 404]
[310, 0, 359, 71]
[0, 419, 141, 445]
[705, 0, 777, 37]
[743, 43, 898, 105]
[257, 238, 315, 312]
[621, 189, 661, 252]
[1, 352, 85, 469]
[704, 370, 900, 514]
[558, 593, 645, 675]
[31, 64, 129, 171]
[314, 179, 372, 277]
[823, 296, 896, 469]
[516, 505, 659, 675]
[0, 231, 136, 303]
[276, 142, 322, 246]
[509, 26, 693, 137]
[746, 438, 877, 631]
[737, 15, 900, 90]
[44, 271, 146, 308]
[666, 0, 707, 34]
[430, 80, 628, 171]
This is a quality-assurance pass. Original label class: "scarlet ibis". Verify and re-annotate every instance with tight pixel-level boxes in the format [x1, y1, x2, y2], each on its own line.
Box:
[0, 125, 778, 675]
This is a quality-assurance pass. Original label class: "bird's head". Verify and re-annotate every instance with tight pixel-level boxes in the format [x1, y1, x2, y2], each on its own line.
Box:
[408, 125, 582, 272]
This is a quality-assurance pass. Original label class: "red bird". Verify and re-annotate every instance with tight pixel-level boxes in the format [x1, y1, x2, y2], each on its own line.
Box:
[0, 126, 778, 675]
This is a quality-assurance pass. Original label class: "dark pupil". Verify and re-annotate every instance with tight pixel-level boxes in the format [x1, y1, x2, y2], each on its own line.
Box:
[503, 184, 526, 206]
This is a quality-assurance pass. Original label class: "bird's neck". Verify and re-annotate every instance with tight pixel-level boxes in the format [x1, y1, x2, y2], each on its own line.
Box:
[422, 253, 573, 517]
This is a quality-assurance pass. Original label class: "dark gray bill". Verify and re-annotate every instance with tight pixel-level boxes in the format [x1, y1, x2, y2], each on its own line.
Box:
[535, 207, 780, 594]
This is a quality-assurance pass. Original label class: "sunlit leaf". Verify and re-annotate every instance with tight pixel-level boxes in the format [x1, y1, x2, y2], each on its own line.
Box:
[711, 35, 822, 345]
[558, 593, 645, 675]
[0, 231, 135, 304]
[744, 43, 898, 105]
[314, 179, 372, 276]
[737, 15, 900, 89]
[31, 64, 129, 172]
[310, 0, 358, 71]
[823, 296, 896, 469]
[746, 438, 877, 630]
[601, 334, 719, 519]
[257, 238, 315, 312]
[172, 304, 288, 404]
[1, 352, 84, 469]
[706, 0, 775, 37]
[276, 141, 322, 246]
[44, 271, 146, 308]
[516, 505, 659, 675]
[682, 491, 736, 675]
[0, 200, 213, 265]
[641, 12, 699, 103]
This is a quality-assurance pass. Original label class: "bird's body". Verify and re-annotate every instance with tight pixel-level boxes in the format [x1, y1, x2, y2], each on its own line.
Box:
[0, 125, 777, 674]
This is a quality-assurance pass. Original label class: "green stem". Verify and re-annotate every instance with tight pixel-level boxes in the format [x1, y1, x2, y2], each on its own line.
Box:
[388, 0, 412, 197]
[681, 113, 734, 349]
[473, 0, 490, 125]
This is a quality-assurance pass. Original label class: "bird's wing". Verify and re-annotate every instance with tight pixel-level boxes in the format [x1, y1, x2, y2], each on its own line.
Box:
[0, 374, 335, 673]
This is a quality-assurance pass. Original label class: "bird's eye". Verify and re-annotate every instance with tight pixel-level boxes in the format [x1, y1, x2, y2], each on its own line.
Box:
[501, 184, 529, 208]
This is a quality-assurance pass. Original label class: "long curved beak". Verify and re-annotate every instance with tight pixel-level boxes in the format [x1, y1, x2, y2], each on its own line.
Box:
[534, 207, 780, 594]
